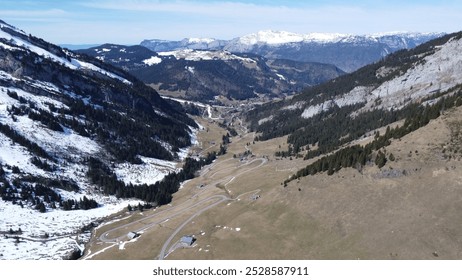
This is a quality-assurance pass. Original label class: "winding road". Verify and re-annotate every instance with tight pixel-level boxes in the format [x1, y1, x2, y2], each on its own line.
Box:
[158, 194, 230, 259]
[90, 156, 268, 260]
[97, 192, 237, 242]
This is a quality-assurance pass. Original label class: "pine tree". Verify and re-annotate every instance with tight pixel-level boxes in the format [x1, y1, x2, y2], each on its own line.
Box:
[389, 153, 395, 161]
[375, 151, 387, 168]
[37, 202, 46, 213]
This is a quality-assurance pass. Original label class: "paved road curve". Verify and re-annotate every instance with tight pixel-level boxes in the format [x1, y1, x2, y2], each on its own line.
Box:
[94, 157, 268, 259]
[158, 195, 230, 259]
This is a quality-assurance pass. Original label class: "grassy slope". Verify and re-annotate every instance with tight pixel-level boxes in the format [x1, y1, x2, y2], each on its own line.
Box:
[85, 106, 462, 260]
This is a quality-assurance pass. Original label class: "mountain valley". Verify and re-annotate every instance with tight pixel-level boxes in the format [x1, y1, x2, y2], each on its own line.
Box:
[78, 44, 344, 102]
[81, 31, 462, 260]
[83, 100, 462, 260]
[1, 18, 462, 261]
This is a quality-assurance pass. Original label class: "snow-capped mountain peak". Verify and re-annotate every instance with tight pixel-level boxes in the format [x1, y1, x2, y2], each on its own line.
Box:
[238, 30, 305, 45]
[237, 30, 349, 45]
[187, 37, 217, 44]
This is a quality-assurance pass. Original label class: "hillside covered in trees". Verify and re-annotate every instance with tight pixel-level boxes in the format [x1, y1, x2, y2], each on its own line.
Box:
[247, 32, 462, 162]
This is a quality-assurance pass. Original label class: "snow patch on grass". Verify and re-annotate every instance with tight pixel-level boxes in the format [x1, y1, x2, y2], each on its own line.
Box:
[143, 56, 162, 66]
[114, 156, 178, 185]
[0, 197, 138, 260]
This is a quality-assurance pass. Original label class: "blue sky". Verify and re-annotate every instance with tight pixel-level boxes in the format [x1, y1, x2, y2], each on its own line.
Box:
[1, 0, 461, 44]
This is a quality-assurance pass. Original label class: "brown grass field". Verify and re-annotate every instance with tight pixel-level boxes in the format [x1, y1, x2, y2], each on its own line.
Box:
[82, 106, 462, 260]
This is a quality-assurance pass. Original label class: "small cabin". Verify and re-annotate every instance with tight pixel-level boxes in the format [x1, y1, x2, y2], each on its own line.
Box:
[127, 231, 140, 240]
[180, 235, 196, 246]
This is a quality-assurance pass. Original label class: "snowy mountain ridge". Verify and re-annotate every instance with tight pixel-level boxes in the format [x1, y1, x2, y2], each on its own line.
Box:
[233, 30, 440, 45]
[143, 30, 442, 47]
[187, 37, 217, 44]
[141, 30, 444, 72]
[0, 19, 196, 260]
[235, 30, 346, 45]
[238, 30, 430, 45]
[0, 23, 130, 84]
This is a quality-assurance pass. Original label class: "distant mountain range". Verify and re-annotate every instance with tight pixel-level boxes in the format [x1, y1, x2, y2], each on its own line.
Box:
[76, 31, 443, 103]
[141, 30, 444, 72]
[78, 44, 345, 102]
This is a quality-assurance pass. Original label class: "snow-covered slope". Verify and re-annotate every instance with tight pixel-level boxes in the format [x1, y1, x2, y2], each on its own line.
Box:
[0, 25, 130, 84]
[0, 19, 195, 259]
[158, 49, 257, 63]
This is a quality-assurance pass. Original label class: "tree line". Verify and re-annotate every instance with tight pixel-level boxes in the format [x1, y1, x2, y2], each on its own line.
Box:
[0, 167, 98, 213]
[87, 151, 217, 205]
[285, 90, 462, 184]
